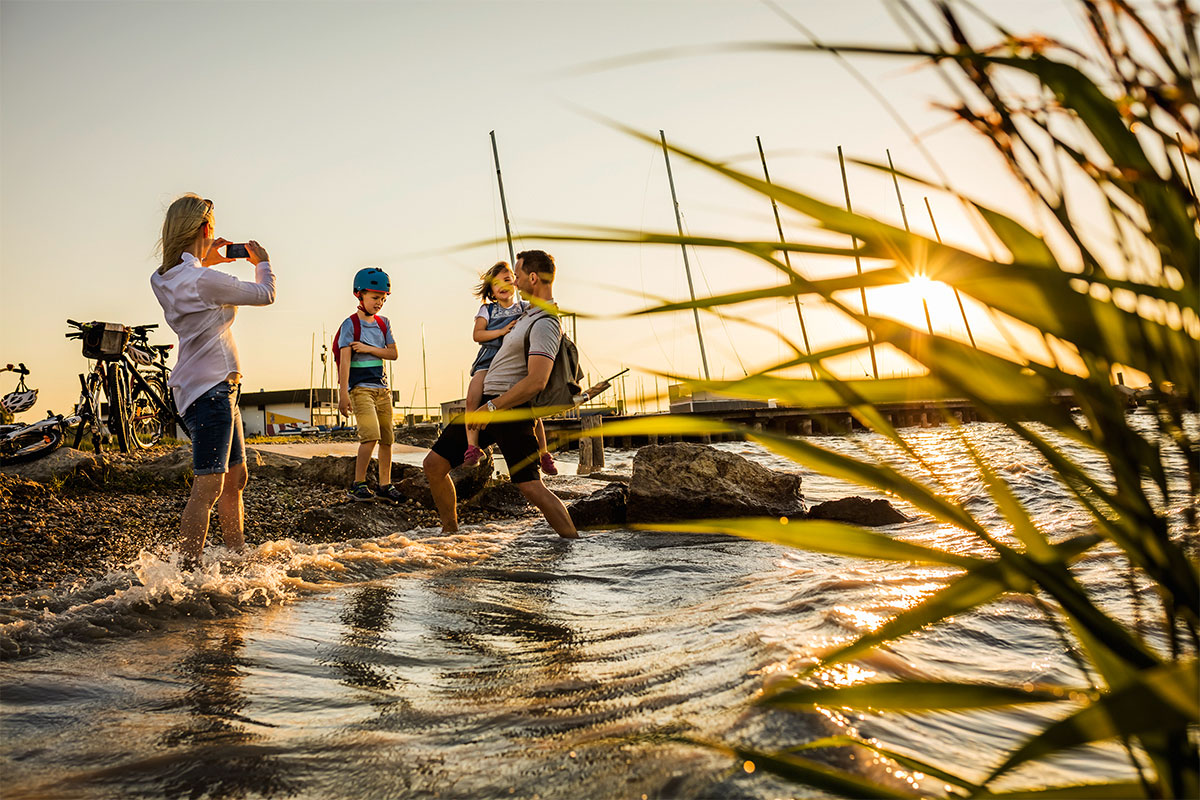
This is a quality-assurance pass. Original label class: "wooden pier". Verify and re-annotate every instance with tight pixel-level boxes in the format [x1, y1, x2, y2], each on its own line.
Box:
[543, 398, 994, 451]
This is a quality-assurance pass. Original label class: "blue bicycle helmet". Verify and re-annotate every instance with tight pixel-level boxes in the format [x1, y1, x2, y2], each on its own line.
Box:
[353, 267, 390, 295]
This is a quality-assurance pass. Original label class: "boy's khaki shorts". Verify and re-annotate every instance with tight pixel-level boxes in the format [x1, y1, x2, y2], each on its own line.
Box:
[349, 386, 394, 445]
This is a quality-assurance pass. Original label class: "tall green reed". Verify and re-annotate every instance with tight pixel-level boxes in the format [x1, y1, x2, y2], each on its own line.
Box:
[551, 1, 1198, 796]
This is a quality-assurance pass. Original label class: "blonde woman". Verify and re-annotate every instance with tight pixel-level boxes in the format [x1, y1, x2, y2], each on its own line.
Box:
[150, 194, 275, 570]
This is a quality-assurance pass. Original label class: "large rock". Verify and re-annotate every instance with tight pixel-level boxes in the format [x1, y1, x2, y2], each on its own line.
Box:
[393, 425, 440, 448]
[293, 455, 422, 487]
[627, 443, 805, 522]
[135, 446, 193, 483]
[807, 496, 909, 527]
[0, 447, 101, 484]
[568, 483, 629, 529]
[467, 480, 533, 516]
[298, 502, 418, 540]
[397, 452, 493, 509]
[244, 447, 303, 479]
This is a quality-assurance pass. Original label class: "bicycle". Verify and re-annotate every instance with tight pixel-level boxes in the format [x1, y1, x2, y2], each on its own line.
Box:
[66, 320, 185, 453]
[124, 324, 177, 448]
[0, 363, 81, 465]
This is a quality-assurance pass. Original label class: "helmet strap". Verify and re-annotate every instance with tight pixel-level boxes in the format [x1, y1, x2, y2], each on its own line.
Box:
[354, 292, 373, 319]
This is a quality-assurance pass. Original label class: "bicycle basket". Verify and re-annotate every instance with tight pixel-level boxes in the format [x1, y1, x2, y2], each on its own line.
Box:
[81, 322, 130, 360]
[127, 344, 155, 366]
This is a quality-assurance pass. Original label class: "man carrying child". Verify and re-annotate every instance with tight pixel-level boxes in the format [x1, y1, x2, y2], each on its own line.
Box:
[424, 250, 607, 539]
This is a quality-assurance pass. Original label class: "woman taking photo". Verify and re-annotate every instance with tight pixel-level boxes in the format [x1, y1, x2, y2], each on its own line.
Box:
[150, 194, 275, 570]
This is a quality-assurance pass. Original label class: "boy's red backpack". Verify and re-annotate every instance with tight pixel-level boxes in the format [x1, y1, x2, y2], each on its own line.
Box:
[333, 314, 389, 367]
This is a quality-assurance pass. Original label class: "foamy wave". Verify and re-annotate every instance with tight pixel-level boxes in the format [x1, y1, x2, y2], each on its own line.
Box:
[0, 523, 520, 660]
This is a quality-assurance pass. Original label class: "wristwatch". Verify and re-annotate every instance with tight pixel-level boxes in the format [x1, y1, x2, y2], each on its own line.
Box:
[486, 400, 498, 413]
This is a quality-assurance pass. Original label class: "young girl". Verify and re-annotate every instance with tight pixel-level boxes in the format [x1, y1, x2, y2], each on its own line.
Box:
[463, 261, 556, 474]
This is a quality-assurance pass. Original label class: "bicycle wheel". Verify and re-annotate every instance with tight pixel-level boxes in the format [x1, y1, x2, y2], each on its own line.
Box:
[73, 371, 107, 450]
[129, 375, 169, 449]
[106, 364, 130, 453]
[0, 425, 64, 465]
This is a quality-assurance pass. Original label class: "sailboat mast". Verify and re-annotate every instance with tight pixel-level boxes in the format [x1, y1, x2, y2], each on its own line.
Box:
[421, 323, 429, 420]
[490, 130, 516, 266]
[924, 196, 978, 349]
[659, 130, 711, 382]
[886, 149, 933, 335]
[838, 146, 879, 379]
[756, 136, 813, 378]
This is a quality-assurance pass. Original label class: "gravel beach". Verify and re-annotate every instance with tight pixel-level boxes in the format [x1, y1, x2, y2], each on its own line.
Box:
[0, 442, 517, 599]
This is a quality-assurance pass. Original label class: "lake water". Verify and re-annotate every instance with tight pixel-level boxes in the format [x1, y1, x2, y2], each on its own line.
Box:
[0, 420, 1187, 799]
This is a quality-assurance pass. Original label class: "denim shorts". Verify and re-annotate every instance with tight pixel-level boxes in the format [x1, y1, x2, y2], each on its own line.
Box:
[183, 382, 245, 476]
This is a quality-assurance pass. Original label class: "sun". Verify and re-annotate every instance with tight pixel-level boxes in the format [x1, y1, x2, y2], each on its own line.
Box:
[870, 274, 971, 337]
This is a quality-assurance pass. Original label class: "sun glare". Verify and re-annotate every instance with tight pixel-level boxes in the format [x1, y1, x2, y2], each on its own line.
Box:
[869, 275, 968, 337]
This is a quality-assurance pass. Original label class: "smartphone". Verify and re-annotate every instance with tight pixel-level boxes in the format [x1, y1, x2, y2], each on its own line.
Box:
[225, 243, 249, 259]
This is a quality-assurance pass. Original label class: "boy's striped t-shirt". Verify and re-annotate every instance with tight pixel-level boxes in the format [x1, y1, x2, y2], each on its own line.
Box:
[337, 315, 395, 389]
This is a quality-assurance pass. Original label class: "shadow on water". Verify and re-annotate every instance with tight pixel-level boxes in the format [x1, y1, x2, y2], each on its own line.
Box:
[328, 585, 402, 694]
[57, 621, 305, 800]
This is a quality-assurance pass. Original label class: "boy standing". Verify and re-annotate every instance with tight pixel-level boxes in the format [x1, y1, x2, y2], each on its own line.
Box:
[336, 267, 402, 502]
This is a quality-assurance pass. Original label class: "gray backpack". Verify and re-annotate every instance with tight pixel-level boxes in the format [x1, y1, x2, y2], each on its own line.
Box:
[523, 319, 583, 416]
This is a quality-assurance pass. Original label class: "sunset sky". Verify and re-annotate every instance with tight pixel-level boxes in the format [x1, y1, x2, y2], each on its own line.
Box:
[2, 0, 1093, 415]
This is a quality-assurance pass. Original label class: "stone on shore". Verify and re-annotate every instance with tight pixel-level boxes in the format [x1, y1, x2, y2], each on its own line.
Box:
[0, 447, 100, 484]
[291, 455, 423, 488]
[627, 442, 805, 523]
[245, 447, 304, 479]
[807, 496, 909, 527]
[397, 452, 493, 509]
[298, 501, 419, 539]
[467, 480, 532, 516]
[133, 446, 193, 483]
[567, 483, 629, 529]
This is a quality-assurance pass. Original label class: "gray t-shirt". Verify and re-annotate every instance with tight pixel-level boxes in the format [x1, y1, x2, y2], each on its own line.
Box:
[482, 306, 562, 396]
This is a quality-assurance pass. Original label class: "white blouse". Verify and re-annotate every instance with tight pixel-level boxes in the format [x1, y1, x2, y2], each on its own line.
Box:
[150, 252, 276, 415]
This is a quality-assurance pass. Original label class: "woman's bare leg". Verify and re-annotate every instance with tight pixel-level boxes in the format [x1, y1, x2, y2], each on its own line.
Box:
[181, 473, 224, 564]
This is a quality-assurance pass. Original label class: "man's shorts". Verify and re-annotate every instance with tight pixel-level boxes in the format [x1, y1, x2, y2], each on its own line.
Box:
[184, 381, 245, 476]
[430, 396, 540, 484]
[350, 386, 394, 445]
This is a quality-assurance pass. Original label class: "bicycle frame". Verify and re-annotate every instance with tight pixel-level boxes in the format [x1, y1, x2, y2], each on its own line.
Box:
[117, 352, 187, 436]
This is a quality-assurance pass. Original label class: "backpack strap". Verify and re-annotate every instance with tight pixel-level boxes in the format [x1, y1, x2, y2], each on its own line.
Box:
[376, 315, 388, 340]
[522, 314, 562, 360]
[333, 315, 358, 365]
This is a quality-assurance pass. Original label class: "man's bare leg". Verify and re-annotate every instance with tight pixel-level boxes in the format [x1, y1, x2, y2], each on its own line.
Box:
[423, 451, 459, 532]
[217, 463, 247, 552]
[516, 479, 578, 539]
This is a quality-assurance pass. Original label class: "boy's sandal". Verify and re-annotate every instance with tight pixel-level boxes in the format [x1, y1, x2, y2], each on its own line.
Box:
[539, 453, 558, 475]
[463, 445, 484, 467]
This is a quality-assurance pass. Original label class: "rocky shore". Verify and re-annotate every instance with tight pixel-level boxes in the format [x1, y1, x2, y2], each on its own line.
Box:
[1, 440, 908, 600]
[0, 444, 529, 598]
